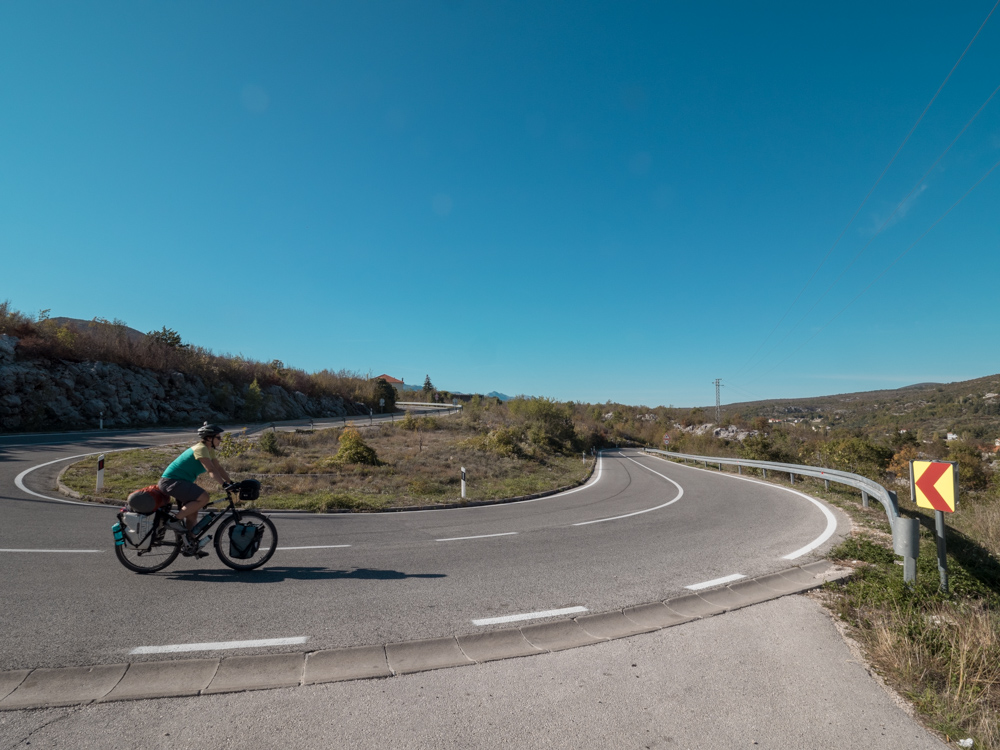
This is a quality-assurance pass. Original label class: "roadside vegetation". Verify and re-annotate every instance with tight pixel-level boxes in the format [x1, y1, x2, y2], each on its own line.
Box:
[0, 301, 393, 413]
[647, 438, 1000, 749]
[62, 400, 596, 511]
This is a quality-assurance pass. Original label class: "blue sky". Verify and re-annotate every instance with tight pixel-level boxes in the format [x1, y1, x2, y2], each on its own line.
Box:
[2, 1, 998, 408]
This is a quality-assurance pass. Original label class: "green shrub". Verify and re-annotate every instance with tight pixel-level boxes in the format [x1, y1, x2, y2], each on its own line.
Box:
[217, 431, 253, 459]
[329, 426, 383, 466]
[242, 378, 263, 421]
[259, 430, 280, 456]
[462, 427, 523, 458]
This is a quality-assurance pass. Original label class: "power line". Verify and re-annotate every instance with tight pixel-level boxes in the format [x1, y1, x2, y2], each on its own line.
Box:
[739, 77, 1000, 379]
[736, 0, 1000, 378]
[750, 155, 1000, 383]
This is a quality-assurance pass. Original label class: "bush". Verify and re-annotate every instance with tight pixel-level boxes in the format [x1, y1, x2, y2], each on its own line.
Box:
[329, 426, 383, 466]
[217, 431, 253, 459]
[259, 430, 280, 456]
[948, 441, 992, 492]
[462, 427, 524, 458]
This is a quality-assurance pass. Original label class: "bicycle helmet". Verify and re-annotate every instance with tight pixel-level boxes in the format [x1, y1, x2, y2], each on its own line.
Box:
[197, 422, 225, 439]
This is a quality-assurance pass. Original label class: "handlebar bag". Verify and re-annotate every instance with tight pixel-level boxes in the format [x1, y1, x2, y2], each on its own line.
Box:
[229, 522, 263, 559]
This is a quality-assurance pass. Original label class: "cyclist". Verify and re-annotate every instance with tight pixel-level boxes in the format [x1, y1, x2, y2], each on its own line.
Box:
[159, 422, 236, 557]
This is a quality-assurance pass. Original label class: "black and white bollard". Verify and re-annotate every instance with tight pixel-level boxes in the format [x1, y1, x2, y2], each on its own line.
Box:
[461, 467, 466, 500]
[96, 454, 105, 491]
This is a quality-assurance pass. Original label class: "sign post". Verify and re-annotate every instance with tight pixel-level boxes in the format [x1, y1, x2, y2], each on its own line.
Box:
[911, 460, 958, 593]
[96, 454, 105, 491]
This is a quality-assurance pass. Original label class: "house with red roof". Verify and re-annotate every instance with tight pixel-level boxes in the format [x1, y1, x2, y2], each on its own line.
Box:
[374, 374, 404, 389]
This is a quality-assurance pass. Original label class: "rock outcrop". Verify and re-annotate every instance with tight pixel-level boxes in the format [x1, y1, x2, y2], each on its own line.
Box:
[0, 335, 366, 432]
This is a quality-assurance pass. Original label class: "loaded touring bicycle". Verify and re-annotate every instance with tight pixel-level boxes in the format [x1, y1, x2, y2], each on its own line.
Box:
[112, 479, 277, 573]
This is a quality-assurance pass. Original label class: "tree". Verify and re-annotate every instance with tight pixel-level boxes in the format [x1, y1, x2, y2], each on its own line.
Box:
[147, 326, 187, 349]
[373, 378, 396, 412]
[242, 378, 263, 421]
[423, 375, 434, 393]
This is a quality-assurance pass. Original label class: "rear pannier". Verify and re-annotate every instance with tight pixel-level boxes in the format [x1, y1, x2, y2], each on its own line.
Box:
[127, 485, 172, 514]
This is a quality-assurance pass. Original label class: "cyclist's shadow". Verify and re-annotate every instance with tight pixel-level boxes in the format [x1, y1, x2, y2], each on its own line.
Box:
[163, 567, 447, 583]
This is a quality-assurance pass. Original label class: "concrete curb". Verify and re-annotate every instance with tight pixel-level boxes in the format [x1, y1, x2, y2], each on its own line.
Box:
[0, 561, 851, 711]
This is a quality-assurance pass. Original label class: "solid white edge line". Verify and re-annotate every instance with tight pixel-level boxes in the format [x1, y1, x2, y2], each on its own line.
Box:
[572, 453, 683, 526]
[641, 452, 838, 559]
[685, 573, 746, 590]
[410, 454, 604, 513]
[472, 606, 588, 626]
[15, 452, 114, 505]
[0, 549, 102, 553]
[129, 636, 309, 655]
[276, 545, 351, 550]
[436, 532, 518, 542]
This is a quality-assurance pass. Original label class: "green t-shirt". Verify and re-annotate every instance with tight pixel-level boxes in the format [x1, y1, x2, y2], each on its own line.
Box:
[162, 443, 217, 483]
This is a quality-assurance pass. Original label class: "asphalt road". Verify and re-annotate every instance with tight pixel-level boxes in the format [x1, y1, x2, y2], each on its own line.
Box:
[0, 423, 952, 749]
[2, 423, 843, 672]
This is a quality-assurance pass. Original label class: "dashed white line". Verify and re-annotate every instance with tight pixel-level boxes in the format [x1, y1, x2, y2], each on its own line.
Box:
[129, 636, 309, 655]
[436, 532, 518, 542]
[0, 549, 102, 553]
[472, 606, 588, 626]
[276, 545, 351, 550]
[685, 574, 746, 590]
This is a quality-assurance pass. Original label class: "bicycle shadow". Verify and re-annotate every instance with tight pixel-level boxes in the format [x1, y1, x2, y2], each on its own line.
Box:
[162, 566, 448, 583]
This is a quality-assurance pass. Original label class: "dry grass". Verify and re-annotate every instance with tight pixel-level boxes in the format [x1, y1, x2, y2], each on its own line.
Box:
[60, 419, 592, 511]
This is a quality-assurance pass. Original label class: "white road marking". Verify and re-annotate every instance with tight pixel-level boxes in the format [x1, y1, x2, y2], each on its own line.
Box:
[436, 532, 518, 542]
[572, 454, 683, 526]
[472, 606, 588, 626]
[129, 636, 309, 655]
[685, 573, 746, 590]
[276, 545, 351, 550]
[641, 452, 838, 559]
[14, 453, 112, 505]
[409, 454, 604, 513]
[0, 549, 101, 553]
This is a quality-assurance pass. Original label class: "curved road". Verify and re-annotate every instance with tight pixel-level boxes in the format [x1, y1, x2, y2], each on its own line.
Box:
[1, 425, 845, 672]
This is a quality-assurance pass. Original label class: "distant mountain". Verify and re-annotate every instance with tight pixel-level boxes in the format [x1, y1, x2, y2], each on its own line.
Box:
[487, 392, 511, 401]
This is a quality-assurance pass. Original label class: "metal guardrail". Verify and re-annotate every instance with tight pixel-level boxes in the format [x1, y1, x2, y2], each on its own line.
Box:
[643, 448, 921, 582]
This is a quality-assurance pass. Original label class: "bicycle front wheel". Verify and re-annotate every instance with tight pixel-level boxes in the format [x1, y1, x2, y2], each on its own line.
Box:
[115, 526, 182, 574]
[214, 511, 278, 571]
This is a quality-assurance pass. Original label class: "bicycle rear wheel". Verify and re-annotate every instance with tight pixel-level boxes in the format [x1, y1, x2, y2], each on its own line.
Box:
[214, 511, 278, 571]
[115, 524, 182, 574]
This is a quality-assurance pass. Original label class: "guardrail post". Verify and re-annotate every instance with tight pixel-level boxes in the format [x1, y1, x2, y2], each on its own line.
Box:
[862, 490, 869, 509]
[824, 479, 830, 490]
[763, 469, 767, 479]
[935, 511, 949, 594]
[789, 472, 795, 485]
[737, 464, 742, 475]
[893, 517, 920, 584]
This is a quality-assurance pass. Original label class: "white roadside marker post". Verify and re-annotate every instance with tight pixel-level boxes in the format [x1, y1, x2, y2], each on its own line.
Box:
[96, 454, 105, 491]
[461, 467, 466, 500]
[99, 411, 104, 430]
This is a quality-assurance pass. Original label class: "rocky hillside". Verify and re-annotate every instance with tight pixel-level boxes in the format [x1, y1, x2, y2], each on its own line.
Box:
[0, 335, 367, 432]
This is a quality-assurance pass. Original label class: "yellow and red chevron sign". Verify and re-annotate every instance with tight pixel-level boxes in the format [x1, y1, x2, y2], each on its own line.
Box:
[911, 460, 957, 513]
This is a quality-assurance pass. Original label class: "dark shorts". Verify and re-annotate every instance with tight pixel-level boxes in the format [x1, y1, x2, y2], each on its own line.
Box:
[158, 477, 207, 510]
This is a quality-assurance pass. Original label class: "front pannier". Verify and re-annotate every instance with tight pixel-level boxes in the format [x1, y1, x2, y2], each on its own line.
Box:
[127, 485, 171, 514]
[229, 522, 263, 559]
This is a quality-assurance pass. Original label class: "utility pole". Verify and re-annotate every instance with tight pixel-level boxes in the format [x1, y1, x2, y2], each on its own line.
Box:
[713, 379, 723, 424]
